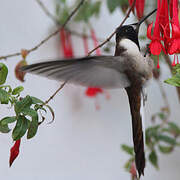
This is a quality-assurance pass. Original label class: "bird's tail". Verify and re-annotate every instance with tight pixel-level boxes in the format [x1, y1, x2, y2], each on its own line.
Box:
[126, 86, 145, 177]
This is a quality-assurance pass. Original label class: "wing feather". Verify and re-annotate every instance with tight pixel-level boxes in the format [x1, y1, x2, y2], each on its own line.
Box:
[21, 56, 130, 89]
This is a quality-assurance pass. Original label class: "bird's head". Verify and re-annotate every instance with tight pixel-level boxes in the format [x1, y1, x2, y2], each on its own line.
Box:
[115, 9, 157, 51]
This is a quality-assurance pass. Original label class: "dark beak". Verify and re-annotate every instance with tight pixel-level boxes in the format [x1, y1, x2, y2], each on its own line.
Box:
[130, 9, 157, 34]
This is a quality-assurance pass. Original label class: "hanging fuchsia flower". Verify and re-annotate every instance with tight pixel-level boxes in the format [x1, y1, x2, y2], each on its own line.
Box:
[9, 139, 21, 167]
[169, 0, 174, 19]
[84, 29, 103, 98]
[85, 87, 103, 97]
[60, 28, 74, 58]
[159, 0, 170, 51]
[128, 0, 145, 20]
[135, 0, 145, 20]
[167, 0, 180, 55]
[147, 0, 166, 68]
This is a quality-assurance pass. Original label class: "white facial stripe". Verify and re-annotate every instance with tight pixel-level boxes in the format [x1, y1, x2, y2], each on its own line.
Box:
[119, 38, 140, 56]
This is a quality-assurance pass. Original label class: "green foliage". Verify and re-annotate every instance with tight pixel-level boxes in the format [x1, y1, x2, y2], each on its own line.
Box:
[12, 86, 24, 96]
[0, 63, 54, 141]
[149, 150, 158, 169]
[0, 63, 8, 85]
[107, 0, 129, 13]
[121, 144, 134, 155]
[165, 64, 180, 87]
[74, 1, 101, 22]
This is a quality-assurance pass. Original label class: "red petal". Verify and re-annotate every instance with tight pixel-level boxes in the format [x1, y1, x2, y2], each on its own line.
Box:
[159, 0, 170, 36]
[135, 0, 145, 20]
[153, 0, 161, 39]
[128, 0, 135, 12]
[147, 22, 153, 40]
[85, 87, 103, 97]
[172, 55, 176, 66]
[171, 24, 180, 38]
[157, 56, 160, 69]
[60, 29, 74, 58]
[169, 0, 173, 19]
[9, 139, 21, 167]
[130, 162, 137, 178]
[149, 40, 162, 55]
[168, 39, 179, 54]
[171, 0, 180, 26]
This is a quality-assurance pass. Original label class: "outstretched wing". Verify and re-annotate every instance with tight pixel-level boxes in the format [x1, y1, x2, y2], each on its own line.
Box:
[21, 56, 130, 89]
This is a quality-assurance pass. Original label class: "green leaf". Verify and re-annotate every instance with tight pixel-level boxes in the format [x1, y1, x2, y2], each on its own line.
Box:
[0, 116, 16, 125]
[30, 96, 44, 104]
[14, 95, 32, 115]
[157, 112, 166, 120]
[0, 88, 9, 104]
[74, 1, 101, 22]
[59, 7, 69, 24]
[158, 145, 173, 154]
[164, 65, 180, 87]
[107, 0, 127, 13]
[149, 150, 158, 169]
[34, 104, 47, 113]
[164, 75, 180, 87]
[158, 135, 176, 145]
[107, 0, 118, 13]
[0, 85, 12, 93]
[25, 109, 39, 139]
[124, 157, 134, 171]
[12, 86, 24, 95]
[0, 123, 10, 133]
[0, 63, 8, 85]
[168, 122, 180, 135]
[91, 1, 101, 16]
[121, 144, 134, 155]
[12, 115, 29, 140]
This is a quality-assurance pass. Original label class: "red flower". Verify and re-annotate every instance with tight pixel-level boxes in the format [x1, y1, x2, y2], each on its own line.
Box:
[85, 87, 103, 97]
[84, 29, 104, 99]
[167, 0, 180, 55]
[130, 161, 137, 179]
[168, 24, 180, 54]
[60, 28, 74, 58]
[9, 139, 21, 167]
[147, 0, 166, 68]
[135, 0, 145, 20]
[159, 0, 170, 51]
[128, 0, 145, 20]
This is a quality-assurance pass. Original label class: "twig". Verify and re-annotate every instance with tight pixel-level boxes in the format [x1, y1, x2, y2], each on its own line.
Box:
[87, 0, 136, 56]
[35, 0, 115, 46]
[44, 81, 66, 105]
[0, 0, 85, 60]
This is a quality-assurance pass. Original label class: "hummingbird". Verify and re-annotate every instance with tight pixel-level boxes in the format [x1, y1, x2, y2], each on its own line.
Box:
[21, 9, 156, 177]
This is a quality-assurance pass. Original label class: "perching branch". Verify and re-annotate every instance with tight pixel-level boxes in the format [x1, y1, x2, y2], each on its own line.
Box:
[0, 0, 85, 60]
[44, 81, 66, 105]
[87, 0, 136, 56]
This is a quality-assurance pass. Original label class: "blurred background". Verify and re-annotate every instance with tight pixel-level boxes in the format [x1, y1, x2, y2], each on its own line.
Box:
[0, 0, 180, 179]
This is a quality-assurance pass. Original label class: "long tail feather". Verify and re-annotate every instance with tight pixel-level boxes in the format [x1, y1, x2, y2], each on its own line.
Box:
[125, 86, 145, 177]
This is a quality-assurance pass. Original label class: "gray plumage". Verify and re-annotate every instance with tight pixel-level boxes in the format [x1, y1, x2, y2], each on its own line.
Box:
[20, 53, 153, 89]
